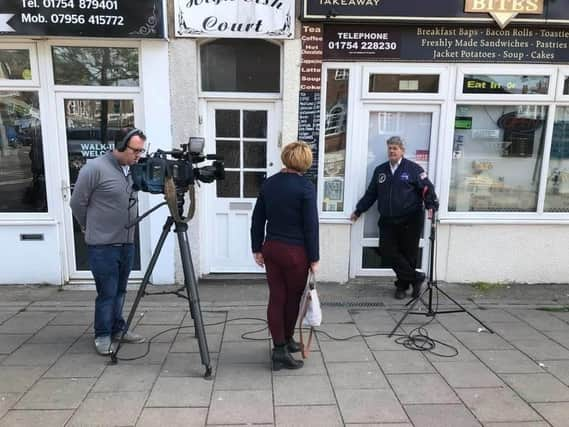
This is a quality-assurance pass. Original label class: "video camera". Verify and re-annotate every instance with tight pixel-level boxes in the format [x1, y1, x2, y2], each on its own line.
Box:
[131, 137, 224, 194]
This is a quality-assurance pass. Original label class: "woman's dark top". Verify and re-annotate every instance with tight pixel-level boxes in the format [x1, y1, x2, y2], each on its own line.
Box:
[251, 171, 319, 262]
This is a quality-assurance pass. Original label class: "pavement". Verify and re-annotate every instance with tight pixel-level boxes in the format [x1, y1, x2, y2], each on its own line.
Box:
[1, 279, 569, 426]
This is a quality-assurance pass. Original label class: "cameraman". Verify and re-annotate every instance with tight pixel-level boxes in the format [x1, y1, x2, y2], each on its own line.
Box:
[350, 136, 438, 300]
[70, 127, 147, 355]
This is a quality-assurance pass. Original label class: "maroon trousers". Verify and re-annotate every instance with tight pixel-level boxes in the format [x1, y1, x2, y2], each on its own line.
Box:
[262, 240, 309, 346]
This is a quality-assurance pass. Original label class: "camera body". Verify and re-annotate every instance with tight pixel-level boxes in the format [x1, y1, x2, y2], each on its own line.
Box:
[131, 137, 224, 194]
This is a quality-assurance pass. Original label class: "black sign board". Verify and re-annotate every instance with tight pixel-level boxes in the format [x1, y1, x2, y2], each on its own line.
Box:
[324, 25, 569, 64]
[302, 0, 569, 24]
[0, 0, 164, 38]
[298, 91, 321, 185]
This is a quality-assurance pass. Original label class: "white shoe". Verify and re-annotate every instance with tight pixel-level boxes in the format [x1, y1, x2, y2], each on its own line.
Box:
[94, 336, 116, 355]
[113, 331, 146, 344]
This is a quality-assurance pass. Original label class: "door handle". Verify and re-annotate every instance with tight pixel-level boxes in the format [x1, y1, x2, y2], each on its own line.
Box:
[61, 181, 71, 202]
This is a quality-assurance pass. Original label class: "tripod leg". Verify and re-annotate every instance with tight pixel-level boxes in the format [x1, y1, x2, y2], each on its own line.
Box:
[434, 287, 494, 333]
[388, 289, 425, 338]
[176, 222, 212, 379]
[110, 217, 175, 363]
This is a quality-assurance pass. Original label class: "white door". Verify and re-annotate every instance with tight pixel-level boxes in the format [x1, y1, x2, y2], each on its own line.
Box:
[350, 104, 439, 277]
[205, 101, 280, 272]
[56, 93, 144, 281]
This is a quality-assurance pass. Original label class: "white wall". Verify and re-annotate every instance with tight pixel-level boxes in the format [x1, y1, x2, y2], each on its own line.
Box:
[436, 223, 569, 283]
[0, 224, 61, 284]
[318, 223, 351, 283]
[168, 38, 201, 284]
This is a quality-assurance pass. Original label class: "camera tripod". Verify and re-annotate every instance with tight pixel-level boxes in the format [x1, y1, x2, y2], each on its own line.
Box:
[110, 195, 212, 379]
[388, 212, 493, 337]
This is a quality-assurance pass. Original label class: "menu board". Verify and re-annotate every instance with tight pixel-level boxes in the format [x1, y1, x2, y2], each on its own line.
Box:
[298, 91, 321, 184]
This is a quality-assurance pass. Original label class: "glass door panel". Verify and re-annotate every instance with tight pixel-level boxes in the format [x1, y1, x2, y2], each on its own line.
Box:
[64, 99, 141, 271]
[359, 108, 437, 272]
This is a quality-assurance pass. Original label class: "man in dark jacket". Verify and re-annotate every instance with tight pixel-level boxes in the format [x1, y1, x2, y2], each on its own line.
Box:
[351, 136, 438, 300]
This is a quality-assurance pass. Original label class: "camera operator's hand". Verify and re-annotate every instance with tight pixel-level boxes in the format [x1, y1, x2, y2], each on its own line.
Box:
[310, 261, 319, 273]
[427, 208, 433, 220]
[253, 252, 264, 268]
[350, 211, 360, 222]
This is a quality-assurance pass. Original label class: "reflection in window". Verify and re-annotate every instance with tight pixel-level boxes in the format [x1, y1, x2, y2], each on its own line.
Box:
[322, 69, 349, 212]
[564, 77, 569, 95]
[0, 91, 46, 212]
[449, 105, 547, 212]
[0, 50, 32, 81]
[369, 74, 439, 93]
[545, 107, 569, 212]
[52, 46, 139, 86]
[200, 39, 280, 92]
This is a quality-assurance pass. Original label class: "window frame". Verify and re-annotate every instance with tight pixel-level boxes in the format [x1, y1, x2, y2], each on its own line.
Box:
[47, 39, 141, 93]
[556, 67, 569, 99]
[456, 64, 556, 102]
[362, 64, 450, 101]
[0, 43, 39, 87]
[197, 39, 283, 100]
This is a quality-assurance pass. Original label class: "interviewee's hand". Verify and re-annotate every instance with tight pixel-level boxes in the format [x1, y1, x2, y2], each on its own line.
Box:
[253, 252, 264, 267]
[310, 261, 319, 273]
[350, 212, 359, 222]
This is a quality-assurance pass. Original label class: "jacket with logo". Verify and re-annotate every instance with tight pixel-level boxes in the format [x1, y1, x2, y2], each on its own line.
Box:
[354, 157, 438, 223]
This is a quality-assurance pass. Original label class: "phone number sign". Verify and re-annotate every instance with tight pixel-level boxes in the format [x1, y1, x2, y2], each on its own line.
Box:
[0, 0, 164, 38]
[324, 25, 401, 60]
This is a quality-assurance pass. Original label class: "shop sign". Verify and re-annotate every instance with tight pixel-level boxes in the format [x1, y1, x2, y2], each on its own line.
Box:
[465, 0, 544, 29]
[301, 0, 569, 25]
[323, 25, 569, 64]
[0, 0, 164, 38]
[462, 74, 549, 95]
[175, 0, 294, 39]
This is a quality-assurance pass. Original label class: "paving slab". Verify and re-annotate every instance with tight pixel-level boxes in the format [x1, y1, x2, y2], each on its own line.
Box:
[455, 387, 543, 423]
[274, 375, 335, 406]
[1, 343, 69, 366]
[214, 363, 272, 390]
[404, 403, 482, 427]
[474, 349, 545, 373]
[531, 402, 569, 427]
[93, 364, 160, 393]
[275, 405, 343, 426]
[0, 366, 47, 393]
[327, 361, 389, 389]
[335, 388, 408, 424]
[0, 409, 73, 427]
[500, 373, 569, 403]
[207, 390, 273, 425]
[67, 391, 147, 426]
[147, 376, 213, 407]
[0, 335, 31, 355]
[0, 393, 21, 419]
[373, 350, 435, 374]
[43, 352, 106, 378]
[15, 378, 95, 410]
[433, 361, 504, 388]
[136, 407, 208, 427]
[387, 373, 460, 404]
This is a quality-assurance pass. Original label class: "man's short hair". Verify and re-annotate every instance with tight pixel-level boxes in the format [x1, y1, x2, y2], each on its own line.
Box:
[281, 141, 313, 173]
[386, 136, 405, 148]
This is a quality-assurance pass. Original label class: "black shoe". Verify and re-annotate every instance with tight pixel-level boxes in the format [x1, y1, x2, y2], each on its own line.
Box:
[412, 273, 426, 299]
[272, 346, 304, 371]
[286, 337, 301, 353]
[394, 288, 407, 300]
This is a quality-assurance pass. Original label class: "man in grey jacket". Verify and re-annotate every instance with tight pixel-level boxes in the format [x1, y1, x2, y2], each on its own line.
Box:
[70, 128, 147, 355]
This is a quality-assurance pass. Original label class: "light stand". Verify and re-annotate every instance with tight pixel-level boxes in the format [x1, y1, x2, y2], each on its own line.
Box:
[110, 194, 212, 379]
[388, 211, 493, 338]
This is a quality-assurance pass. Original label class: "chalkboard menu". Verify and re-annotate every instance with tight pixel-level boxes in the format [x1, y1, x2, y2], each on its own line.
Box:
[298, 91, 321, 184]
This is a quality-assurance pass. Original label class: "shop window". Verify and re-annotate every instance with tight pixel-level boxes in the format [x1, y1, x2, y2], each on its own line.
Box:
[449, 105, 547, 212]
[545, 107, 569, 212]
[52, 46, 139, 86]
[200, 40, 280, 92]
[0, 91, 46, 213]
[564, 77, 569, 95]
[369, 74, 439, 93]
[322, 69, 349, 212]
[463, 74, 549, 95]
[0, 49, 32, 81]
